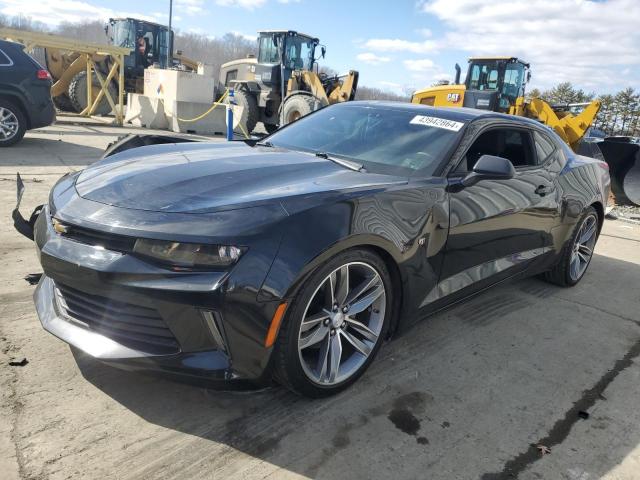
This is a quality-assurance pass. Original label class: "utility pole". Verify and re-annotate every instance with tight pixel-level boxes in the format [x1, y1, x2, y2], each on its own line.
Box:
[167, 0, 173, 69]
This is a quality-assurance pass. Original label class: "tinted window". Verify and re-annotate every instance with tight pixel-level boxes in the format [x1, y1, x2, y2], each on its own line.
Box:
[0, 49, 12, 66]
[460, 127, 536, 171]
[534, 131, 556, 163]
[268, 104, 463, 175]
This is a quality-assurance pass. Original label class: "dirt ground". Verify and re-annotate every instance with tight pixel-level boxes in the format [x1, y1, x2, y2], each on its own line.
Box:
[1, 119, 639, 480]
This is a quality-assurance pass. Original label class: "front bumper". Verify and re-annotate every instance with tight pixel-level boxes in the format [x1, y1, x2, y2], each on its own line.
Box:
[30, 199, 284, 385]
[35, 275, 236, 383]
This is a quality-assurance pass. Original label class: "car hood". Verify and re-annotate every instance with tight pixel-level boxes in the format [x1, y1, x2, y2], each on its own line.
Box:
[75, 142, 406, 213]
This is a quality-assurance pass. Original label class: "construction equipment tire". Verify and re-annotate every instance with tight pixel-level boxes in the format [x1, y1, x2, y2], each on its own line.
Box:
[234, 89, 259, 134]
[52, 94, 76, 112]
[282, 95, 316, 125]
[69, 71, 116, 116]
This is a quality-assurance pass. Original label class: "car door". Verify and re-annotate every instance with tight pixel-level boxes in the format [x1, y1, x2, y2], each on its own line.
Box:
[427, 123, 559, 304]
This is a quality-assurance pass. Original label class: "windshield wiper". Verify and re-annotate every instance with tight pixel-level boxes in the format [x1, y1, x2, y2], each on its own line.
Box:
[255, 141, 274, 147]
[314, 151, 363, 172]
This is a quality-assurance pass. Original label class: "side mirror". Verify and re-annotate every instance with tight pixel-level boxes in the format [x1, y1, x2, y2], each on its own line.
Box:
[527, 71, 532, 83]
[462, 154, 515, 187]
[321, 46, 326, 58]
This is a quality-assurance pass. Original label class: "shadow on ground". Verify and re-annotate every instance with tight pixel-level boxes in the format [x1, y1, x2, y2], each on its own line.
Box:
[72, 253, 640, 479]
[2, 137, 104, 167]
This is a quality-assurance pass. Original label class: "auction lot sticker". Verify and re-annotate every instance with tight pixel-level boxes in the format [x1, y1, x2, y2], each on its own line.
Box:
[410, 115, 465, 131]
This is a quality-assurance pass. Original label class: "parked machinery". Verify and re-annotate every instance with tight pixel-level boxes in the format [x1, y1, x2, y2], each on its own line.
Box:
[218, 30, 359, 133]
[412, 56, 639, 205]
[44, 17, 197, 115]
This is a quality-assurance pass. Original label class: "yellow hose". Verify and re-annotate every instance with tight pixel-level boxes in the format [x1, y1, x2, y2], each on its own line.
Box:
[161, 88, 251, 139]
[176, 89, 229, 122]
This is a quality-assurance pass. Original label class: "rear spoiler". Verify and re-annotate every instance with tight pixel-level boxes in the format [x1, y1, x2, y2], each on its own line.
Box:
[12, 173, 43, 241]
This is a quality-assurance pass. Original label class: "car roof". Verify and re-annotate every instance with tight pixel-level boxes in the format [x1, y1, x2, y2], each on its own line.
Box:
[338, 101, 545, 128]
[0, 39, 23, 50]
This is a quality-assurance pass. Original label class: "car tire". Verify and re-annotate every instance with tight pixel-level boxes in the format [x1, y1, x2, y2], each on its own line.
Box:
[274, 249, 393, 398]
[0, 99, 27, 147]
[233, 89, 259, 135]
[544, 206, 599, 287]
[282, 94, 316, 125]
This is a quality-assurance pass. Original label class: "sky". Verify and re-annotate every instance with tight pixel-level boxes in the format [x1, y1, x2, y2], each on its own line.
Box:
[1, 0, 639, 95]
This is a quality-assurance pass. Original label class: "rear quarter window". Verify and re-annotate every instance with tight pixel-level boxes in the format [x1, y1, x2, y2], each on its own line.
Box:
[0, 49, 13, 66]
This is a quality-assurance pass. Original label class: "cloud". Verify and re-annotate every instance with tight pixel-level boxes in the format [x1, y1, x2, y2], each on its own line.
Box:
[357, 52, 391, 66]
[215, 0, 267, 9]
[363, 38, 437, 53]
[418, 0, 640, 90]
[403, 58, 435, 72]
[0, 0, 164, 26]
[175, 0, 204, 15]
[0, 0, 113, 26]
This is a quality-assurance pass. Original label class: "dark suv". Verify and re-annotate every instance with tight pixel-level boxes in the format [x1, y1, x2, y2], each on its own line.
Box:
[0, 39, 55, 147]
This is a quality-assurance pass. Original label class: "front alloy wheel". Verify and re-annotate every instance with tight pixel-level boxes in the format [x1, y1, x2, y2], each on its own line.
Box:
[275, 250, 392, 397]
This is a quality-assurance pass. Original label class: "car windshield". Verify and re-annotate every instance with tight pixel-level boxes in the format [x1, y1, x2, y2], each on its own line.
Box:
[267, 104, 463, 176]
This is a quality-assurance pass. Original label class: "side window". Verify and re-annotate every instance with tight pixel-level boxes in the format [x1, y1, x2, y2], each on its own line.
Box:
[0, 49, 13, 66]
[458, 128, 537, 172]
[533, 131, 556, 164]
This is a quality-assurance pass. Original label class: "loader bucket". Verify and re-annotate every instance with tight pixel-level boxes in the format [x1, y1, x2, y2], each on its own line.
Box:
[595, 138, 640, 206]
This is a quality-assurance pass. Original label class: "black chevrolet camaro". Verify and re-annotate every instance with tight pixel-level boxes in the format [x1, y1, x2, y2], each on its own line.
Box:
[17, 102, 610, 397]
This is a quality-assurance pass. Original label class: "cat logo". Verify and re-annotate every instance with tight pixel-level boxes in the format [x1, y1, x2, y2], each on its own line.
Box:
[447, 93, 461, 103]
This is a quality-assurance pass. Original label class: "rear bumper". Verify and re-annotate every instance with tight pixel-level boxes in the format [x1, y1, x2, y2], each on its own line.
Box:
[27, 98, 56, 130]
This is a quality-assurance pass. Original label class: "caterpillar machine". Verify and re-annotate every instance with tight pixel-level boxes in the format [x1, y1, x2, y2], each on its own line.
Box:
[43, 17, 197, 114]
[412, 57, 640, 205]
[218, 30, 359, 133]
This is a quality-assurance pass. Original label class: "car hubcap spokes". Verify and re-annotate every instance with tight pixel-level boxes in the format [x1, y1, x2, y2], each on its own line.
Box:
[0, 108, 19, 140]
[569, 214, 597, 281]
[298, 262, 386, 385]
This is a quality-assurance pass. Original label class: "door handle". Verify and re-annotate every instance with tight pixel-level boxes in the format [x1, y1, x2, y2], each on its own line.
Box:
[534, 185, 552, 196]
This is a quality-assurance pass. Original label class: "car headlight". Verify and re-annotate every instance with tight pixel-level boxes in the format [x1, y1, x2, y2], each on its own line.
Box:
[133, 239, 245, 269]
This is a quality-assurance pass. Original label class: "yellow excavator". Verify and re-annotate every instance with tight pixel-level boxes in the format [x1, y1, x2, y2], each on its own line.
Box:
[411, 57, 600, 152]
[218, 30, 359, 133]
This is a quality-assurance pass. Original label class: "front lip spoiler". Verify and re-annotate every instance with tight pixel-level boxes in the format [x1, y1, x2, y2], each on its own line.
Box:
[12, 173, 42, 241]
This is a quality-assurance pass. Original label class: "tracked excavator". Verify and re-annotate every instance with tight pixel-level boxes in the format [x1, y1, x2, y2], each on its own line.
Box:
[412, 57, 640, 205]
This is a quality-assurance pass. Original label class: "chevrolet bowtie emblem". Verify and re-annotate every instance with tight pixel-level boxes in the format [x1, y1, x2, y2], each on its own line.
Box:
[52, 218, 70, 234]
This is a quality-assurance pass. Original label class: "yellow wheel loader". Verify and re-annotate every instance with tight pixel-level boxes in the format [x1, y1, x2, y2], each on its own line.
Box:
[411, 57, 600, 152]
[411, 56, 640, 205]
[218, 30, 359, 133]
[45, 17, 197, 115]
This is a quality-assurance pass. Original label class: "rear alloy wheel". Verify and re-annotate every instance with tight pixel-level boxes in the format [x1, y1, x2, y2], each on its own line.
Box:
[0, 100, 26, 147]
[544, 206, 599, 287]
[275, 250, 392, 397]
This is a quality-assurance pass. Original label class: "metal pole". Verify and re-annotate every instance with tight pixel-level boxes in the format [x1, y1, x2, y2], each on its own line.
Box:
[167, 0, 173, 69]
[226, 88, 235, 141]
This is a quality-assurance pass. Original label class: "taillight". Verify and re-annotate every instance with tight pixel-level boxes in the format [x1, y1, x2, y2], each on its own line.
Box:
[36, 69, 51, 80]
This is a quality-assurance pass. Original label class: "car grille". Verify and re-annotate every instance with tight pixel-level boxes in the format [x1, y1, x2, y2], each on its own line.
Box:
[53, 218, 136, 253]
[54, 282, 180, 355]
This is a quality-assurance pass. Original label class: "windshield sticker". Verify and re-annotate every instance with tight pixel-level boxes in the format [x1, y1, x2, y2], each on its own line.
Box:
[410, 115, 464, 132]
